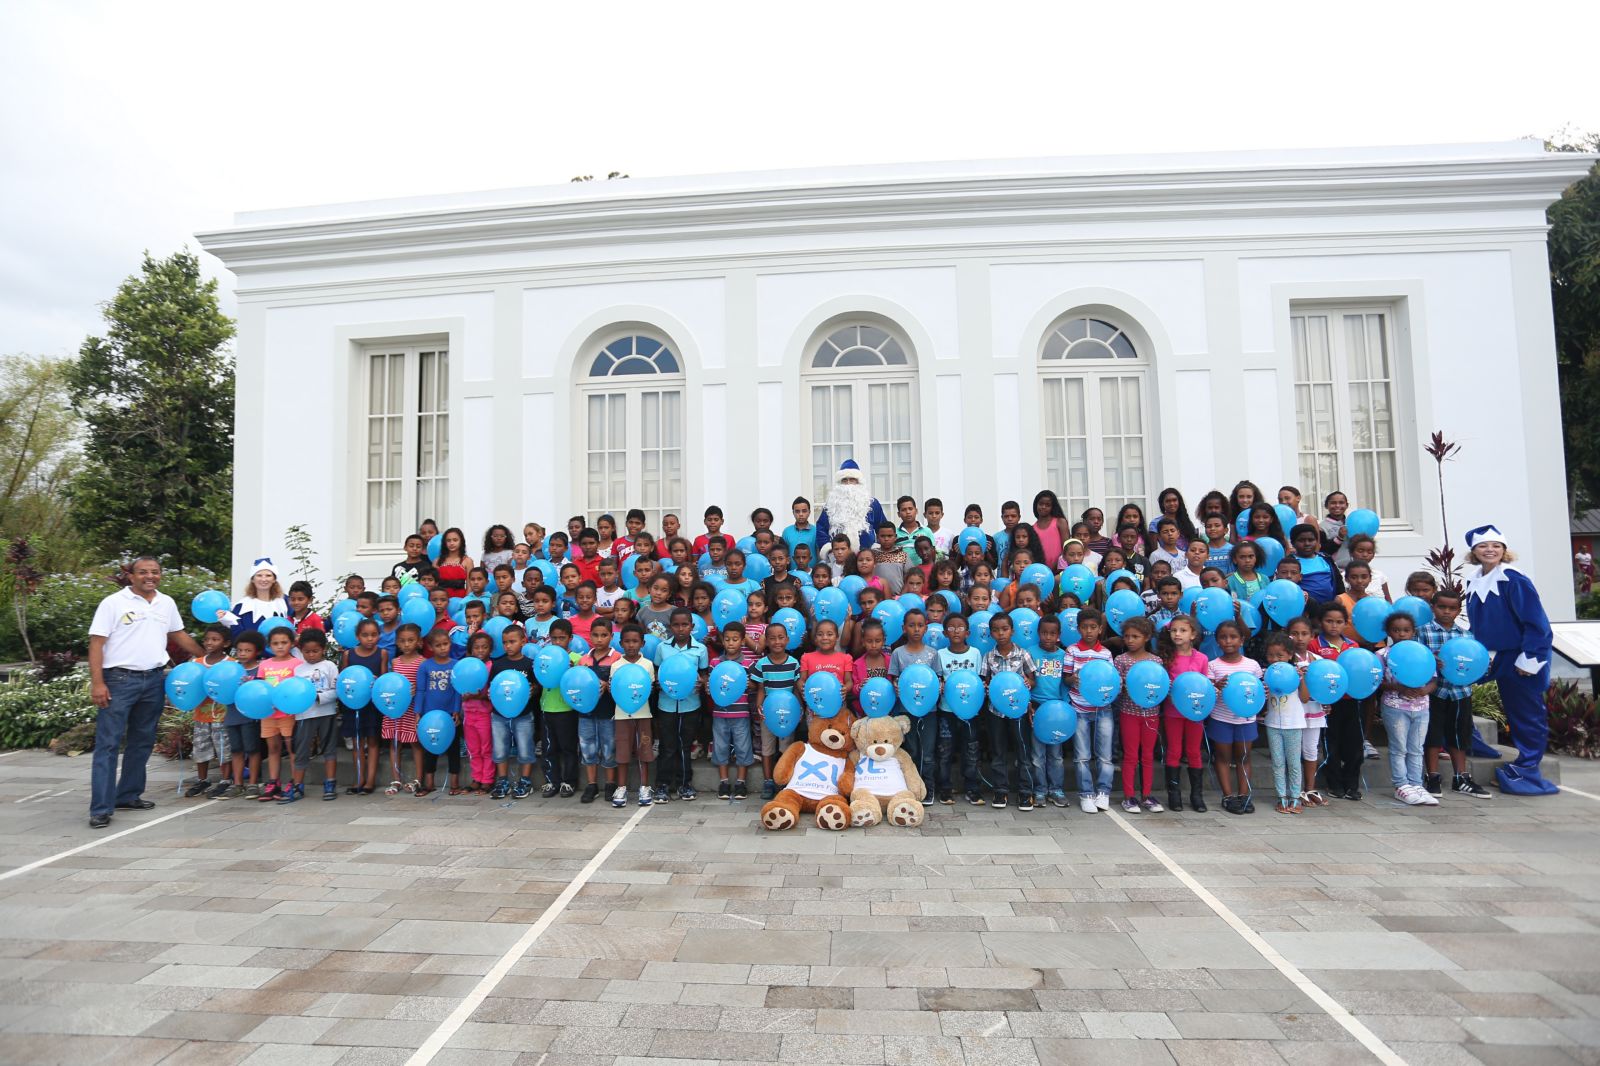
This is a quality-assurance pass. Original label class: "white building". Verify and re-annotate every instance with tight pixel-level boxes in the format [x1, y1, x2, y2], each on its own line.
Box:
[199, 142, 1590, 617]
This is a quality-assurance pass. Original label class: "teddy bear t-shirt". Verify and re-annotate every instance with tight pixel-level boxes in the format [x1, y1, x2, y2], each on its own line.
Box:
[789, 746, 847, 802]
[856, 753, 908, 794]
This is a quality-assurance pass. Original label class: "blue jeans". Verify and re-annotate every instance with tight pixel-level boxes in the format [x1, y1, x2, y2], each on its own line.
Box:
[1381, 706, 1427, 790]
[578, 715, 616, 768]
[985, 713, 1036, 796]
[935, 711, 984, 793]
[1074, 709, 1116, 797]
[492, 712, 536, 765]
[895, 712, 939, 790]
[1030, 739, 1066, 798]
[1265, 725, 1304, 801]
[91, 667, 166, 818]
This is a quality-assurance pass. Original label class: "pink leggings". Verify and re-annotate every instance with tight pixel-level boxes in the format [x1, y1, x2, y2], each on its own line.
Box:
[463, 707, 495, 785]
[1163, 715, 1204, 769]
[1120, 713, 1160, 797]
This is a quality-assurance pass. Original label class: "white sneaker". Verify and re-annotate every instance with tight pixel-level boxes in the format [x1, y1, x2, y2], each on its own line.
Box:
[1416, 788, 1439, 806]
[1364, 741, 1380, 760]
[1396, 786, 1426, 806]
[611, 787, 627, 809]
[638, 786, 653, 807]
[1079, 795, 1098, 814]
[1094, 791, 1111, 811]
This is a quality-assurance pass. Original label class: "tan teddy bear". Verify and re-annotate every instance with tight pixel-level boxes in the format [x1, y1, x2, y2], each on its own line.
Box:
[847, 716, 927, 827]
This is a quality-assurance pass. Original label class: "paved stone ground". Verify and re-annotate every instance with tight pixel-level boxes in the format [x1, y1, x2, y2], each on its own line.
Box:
[3, 748, 1600, 1066]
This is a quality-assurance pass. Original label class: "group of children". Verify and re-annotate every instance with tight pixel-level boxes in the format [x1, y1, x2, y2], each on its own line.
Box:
[184, 480, 1495, 814]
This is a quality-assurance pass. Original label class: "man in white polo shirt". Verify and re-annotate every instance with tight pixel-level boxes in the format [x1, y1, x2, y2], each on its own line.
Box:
[87, 556, 203, 829]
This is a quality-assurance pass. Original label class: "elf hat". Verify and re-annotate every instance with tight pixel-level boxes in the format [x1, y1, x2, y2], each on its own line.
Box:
[250, 556, 279, 579]
[1465, 525, 1508, 550]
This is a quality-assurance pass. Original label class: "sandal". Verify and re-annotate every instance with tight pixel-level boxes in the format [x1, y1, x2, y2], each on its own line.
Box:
[1276, 800, 1294, 814]
[414, 787, 433, 797]
[449, 786, 466, 796]
[359, 787, 375, 795]
[385, 780, 402, 796]
[405, 779, 421, 794]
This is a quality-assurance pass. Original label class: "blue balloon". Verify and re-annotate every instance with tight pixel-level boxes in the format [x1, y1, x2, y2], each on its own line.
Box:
[1032, 699, 1077, 745]
[1170, 671, 1217, 721]
[372, 673, 413, 718]
[1179, 586, 1202, 615]
[956, 527, 987, 557]
[451, 656, 488, 695]
[1009, 608, 1040, 647]
[1222, 672, 1264, 718]
[937, 589, 963, 614]
[1237, 599, 1261, 635]
[331, 598, 360, 621]
[489, 669, 530, 718]
[743, 554, 773, 581]
[333, 612, 361, 648]
[1126, 659, 1171, 708]
[569, 635, 591, 655]
[814, 587, 849, 626]
[531, 644, 568, 687]
[1274, 504, 1298, 532]
[923, 622, 948, 651]
[1339, 647, 1383, 699]
[1102, 569, 1140, 597]
[1236, 511, 1252, 538]
[621, 554, 642, 590]
[235, 680, 275, 720]
[531, 559, 558, 584]
[803, 671, 843, 717]
[419, 710, 456, 755]
[657, 654, 699, 703]
[1346, 509, 1380, 538]
[272, 676, 316, 716]
[988, 670, 1030, 719]
[1387, 640, 1436, 689]
[164, 661, 206, 711]
[451, 625, 469, 650]
[689, 615, 707, 643]
[427, 534, 443, 561]
[771, 607, 806, 651]
[1198, 634, 1221, 659]
[712, 587, 748, 630]
[897, 663, 940, 717]
[643, 633, 662, 659]
[1058, 607, 1081, 645]
[1352, 597, 1394, 644]
[190, 589, 230, 625]
[482, 616, 512, 656]
[801, 585, 817, 608]
[1305, 659, 1349, 704]
[896, 593, 923, 614]
[736, 536, 757, 554]
[708, 660, 749, 708]
[560, 666, 601, 714]
[1021, 564, 1054, 596]
[838, 575, 867, 611]
[337, 665, 374, 708]
[448, 598, 468, 623]
[257, 616, 294, 639]
[204, 659, 246, 704]
[763, 689, 802, 737]
[1439, 637, 1490, 686]
[1264, 661, 1300, 696]
[968, 611, 995, 653]
[872, 601, 905, 645]
[1255, 536, 1285, 577]
[1193, 588, 1233, 632]
[1104, 589, 1144, 635]
[1393, 595, 1434, 629]
[943, 669, 985, 720]
[397, 582, 429, 605]
[1058, 564, 1095, 602]
[859, 676, 895, 718]
[1262, 579, 1305, 626]
[401, 599, 436, 631]
[1074, 660, 1120, 708]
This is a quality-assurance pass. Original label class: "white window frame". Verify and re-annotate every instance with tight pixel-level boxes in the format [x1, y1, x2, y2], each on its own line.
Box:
[575, 330, 686, 532]
[1036, 315, 1152, 519]
[1290, 304, 1408, 525]
[357, 341, 450, 554]
[801, 320, 919, 504]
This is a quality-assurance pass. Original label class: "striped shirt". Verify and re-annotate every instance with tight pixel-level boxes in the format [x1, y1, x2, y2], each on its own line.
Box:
[1065, 641, 1114, 713]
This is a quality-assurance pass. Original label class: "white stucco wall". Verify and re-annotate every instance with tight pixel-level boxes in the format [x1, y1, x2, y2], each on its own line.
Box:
[200, 142, 1591, 619]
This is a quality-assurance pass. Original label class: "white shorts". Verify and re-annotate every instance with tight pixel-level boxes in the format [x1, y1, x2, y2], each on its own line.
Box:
[1301, 722, 1324, 762]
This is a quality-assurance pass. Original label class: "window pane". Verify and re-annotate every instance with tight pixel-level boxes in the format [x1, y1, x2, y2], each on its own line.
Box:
[834, 386, 852, 444]
[419, 353, 436, 411]
[642, 392, 660, 449]
[387, 354, 403, 412]
[1100, 378, 1122, 435]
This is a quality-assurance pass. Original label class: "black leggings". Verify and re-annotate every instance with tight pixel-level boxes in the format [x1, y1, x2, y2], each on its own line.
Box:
[544, 712, 580, 787]
[421, 742, 461, 779]
[1324, 697, 1369, 792]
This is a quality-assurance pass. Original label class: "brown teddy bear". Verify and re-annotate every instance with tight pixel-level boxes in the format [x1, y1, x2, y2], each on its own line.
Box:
[847, 716, 927, 827]
[760, 708, 855, 831]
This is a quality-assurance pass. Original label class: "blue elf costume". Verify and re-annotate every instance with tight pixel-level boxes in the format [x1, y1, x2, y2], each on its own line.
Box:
[1463, 524, 1558, 796]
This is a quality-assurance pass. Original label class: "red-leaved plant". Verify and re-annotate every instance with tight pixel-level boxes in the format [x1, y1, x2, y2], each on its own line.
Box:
[1424, 431, 1465, 597]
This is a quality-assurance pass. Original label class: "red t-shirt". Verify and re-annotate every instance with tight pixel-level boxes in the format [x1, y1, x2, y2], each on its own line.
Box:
[292, 611, 326, 635]
[801, 651, 853, 691]
[572, 555, 603, 585]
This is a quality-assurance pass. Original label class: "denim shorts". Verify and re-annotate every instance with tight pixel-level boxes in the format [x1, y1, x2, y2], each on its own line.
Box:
[492, 712, 536, 764]
[712, 716, 755, 767]
[1205, 718, 1259, 744]
[224, 721, 260, 758]
[578, 715, 616, 768]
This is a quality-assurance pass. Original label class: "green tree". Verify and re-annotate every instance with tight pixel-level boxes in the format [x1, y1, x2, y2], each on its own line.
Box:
[1548, 131, 1600, 510]
[0, 354, 83, 569]
[64, 251, 236, 570]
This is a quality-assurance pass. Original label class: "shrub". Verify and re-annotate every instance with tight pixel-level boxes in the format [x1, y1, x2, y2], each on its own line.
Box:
[1472, 683, 1505, 741]
[1579, 594, 1600, 621]
[0, 564, 223, 659]
[154, 710, 193, 761]
[1547, 681, 1600, 759]
[0, 667, 97, 749]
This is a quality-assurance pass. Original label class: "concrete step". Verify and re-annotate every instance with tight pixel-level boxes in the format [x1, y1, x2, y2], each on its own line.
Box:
[1470, 715, 1561, 784]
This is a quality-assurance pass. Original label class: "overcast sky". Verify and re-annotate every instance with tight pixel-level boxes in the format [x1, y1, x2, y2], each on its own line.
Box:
[3, 0, 1596, 359]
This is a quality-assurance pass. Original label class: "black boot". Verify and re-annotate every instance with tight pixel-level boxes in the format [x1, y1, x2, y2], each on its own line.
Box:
[1165, 767, 1183, 812]
[1188, 768, 1207, 812]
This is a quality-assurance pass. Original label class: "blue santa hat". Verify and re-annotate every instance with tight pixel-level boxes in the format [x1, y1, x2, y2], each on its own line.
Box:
[839, 459, 860, 474]
[1465, 525, 1509, 551]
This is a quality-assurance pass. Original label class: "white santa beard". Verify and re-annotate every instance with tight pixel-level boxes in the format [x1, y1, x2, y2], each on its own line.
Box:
[826, 481, 873, 544]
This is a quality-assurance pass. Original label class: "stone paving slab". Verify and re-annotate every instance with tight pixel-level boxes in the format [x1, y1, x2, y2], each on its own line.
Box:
[4, 749, 1600, 1064]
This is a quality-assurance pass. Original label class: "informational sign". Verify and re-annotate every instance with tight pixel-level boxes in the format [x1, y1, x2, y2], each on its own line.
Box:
[1552, 622, 1600, 668]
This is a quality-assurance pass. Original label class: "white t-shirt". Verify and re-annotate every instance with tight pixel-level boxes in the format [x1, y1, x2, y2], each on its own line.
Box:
[788, 747, 847, 802]
[855, 754, 909, 796]
[1175, 568, 1203, 591]
[89, 587, 182, 670]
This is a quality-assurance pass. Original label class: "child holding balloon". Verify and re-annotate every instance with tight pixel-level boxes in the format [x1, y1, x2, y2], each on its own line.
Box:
[980, 612, 1037, 810]
[1311, 604, 1363, 800]
[1261, 633, 1309, 814]
[1029, 616, 1069, 809]
[711, 622, 756, 801]
[289, 630, 340, 801]
[1159, 616, 1209, 812]
[576, 618, 620, 803]
[339, 619, 388, 794]
[1285, 617, 1328, 807]
[887, 611, 940, 790]
[1113, 617, 1164, 813]
[934, 613, 985, 805]
[414, 630, 462, 797]
[460, 632, 496, 793]
[1378, 613, 1438, 805]
[490, 624, 539, 800]
[1419, 591, 1490, 798]
[1206, 620, 1262, 815]
[255, 627, 303, 802]
[187, 625, 233, 798]
[384, 623, 426, 796]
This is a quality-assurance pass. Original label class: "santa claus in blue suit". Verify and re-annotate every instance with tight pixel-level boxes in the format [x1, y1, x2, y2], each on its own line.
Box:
[814, 459, 889, 551]
[1464, 524, 1558, 795]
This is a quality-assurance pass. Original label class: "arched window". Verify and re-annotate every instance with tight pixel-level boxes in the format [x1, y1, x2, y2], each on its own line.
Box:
[803, 320, 918, 503]
[577, 332, 684, 532]
[1037, 314, 1151, 518]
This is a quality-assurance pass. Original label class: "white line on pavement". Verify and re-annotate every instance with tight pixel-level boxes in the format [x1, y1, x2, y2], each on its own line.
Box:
[14, 790, 51, 804]
[405, 804, 653, 1066]
[1106, 808, 1408, 1066]
[0, 801, 219, 882]
[1559, 783, 1600, 802]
